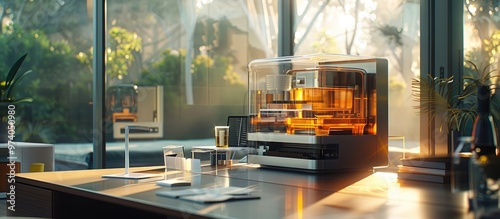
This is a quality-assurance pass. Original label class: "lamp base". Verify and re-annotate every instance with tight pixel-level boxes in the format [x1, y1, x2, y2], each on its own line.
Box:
[102, 172, 160, 179]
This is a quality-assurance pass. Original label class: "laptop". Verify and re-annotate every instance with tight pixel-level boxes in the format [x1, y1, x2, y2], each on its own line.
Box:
[226, 116, 248, 147]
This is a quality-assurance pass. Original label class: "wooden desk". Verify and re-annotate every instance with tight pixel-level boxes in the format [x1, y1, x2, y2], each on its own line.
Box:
[11, 165, 475, 218]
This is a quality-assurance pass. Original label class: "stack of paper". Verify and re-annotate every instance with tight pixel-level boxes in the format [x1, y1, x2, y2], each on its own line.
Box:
[156, 186, 260, 203]
[397, 156, 452, 183]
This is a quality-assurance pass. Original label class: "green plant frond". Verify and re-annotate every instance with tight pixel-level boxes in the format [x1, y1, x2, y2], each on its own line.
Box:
[12, 97, 33, 103]
[412, 74, 434, 94]
[460, 111, 478, 131]
[412, 74, 451, 115]
[413, 61, 500, 134]
[438, 119, 446, 133]
[434, 94, 451, 112]
[480, 63, 491, 76]
[462, 78, 478, 90]
[465, 60, 480, 72]
[411, 77, 422, 97]
[465, 60, 497, 86]
[447, 108, 477, 131]
[18, 121, 54, 143]
[5, 53, 28, 87]
[462, 73, 477, 79]
[447, 112, 461, 131]
[411, 64, 494, 132]
[479, 66, 497, 84]
[4, 70, 32, 99]
[443, 81, 469, 107]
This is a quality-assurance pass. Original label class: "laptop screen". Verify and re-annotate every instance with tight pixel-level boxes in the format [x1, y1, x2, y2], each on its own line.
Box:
[227, 116, 248, 147]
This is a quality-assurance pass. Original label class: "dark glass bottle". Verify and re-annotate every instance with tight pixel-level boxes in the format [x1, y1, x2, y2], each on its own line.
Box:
[471, 85, 498, 157]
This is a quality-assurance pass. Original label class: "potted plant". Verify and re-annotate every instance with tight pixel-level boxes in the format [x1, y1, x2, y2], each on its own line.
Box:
[0, 53, 32, 142]
[412, 61, 499, 150]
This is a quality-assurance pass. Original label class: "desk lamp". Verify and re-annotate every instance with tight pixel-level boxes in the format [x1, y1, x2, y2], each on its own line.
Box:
[102, 125, 159, 179]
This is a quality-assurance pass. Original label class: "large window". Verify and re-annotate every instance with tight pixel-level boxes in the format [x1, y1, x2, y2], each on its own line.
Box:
[104, 1, 278, 142]
[2, 0, 426, 170]
[464, 0, 500, 87]
[0, 1, 94, 143]
[463, 0, 500, 147]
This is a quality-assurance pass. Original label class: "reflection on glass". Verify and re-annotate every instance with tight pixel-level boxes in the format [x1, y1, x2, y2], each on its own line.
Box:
[106, 0, 276, 141]
[108, 85, 139, 123]
[0, 0, 94, 144]
[106, 84, 164, 140]
[294, 0, 421, 149]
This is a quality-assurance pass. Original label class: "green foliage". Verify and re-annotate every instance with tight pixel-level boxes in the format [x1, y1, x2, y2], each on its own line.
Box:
[412, 61, 499, 134]
[0, 24, 92, 143]
[139, 49, 183, 103]
[16, 120, 54, 143]
[107, 27, 142, 80]
[77, 26, 142, 84]
[218, 56, 245, 86]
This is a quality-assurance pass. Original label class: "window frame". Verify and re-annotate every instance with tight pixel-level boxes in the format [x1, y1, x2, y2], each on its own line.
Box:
[419, 0, 464, 157]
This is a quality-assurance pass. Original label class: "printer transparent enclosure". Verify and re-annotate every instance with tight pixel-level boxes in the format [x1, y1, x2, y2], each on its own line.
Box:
[247, 54, 388, 172]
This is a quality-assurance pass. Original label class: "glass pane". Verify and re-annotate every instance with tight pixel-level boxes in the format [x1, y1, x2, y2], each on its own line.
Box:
[102, 0, 278, 168]
[0, 0, 94, 169]
[463, 0, 500, 142]
[0, 0, 92, 151]
[294, 0, 421, 155]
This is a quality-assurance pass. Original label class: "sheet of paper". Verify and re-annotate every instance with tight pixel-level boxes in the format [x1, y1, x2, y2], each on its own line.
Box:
[156, 186, 256, 198]
[156, 179, 191, 187]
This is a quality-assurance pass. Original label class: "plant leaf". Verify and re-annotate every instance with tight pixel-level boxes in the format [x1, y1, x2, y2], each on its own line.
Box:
[4, 70, 32, 99]
[5, 53, 28, 87]
[12, 97, 33, 103]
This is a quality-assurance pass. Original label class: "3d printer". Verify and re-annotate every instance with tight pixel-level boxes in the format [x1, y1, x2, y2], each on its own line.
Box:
[247, 54, 388, 172]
